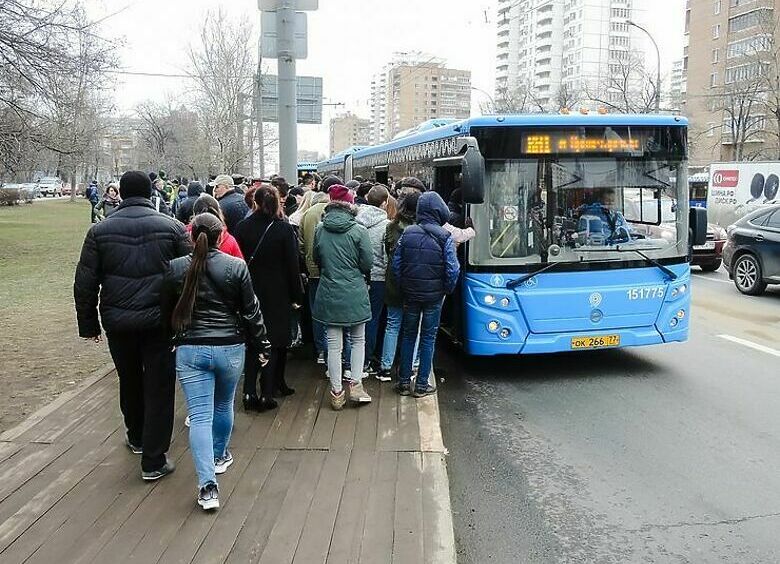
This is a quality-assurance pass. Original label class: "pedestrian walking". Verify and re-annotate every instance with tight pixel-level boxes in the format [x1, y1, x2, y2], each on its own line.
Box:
[74, 170, 191, 480]
[392, 191, 460, 397]
[299, 189, 331, 363]
[312, 185, 373, 410]
[380, 190, 421, 381]
[356, 184, 390, 377]
[187, 194, 244, 259]
[235, 185, 303, 412]
[162, 213, 270, 511]
[175, 181, 205, 224]
[213, 174, 250, 235]
[85, 181, 100, 223]
[95, 183, 121, 219]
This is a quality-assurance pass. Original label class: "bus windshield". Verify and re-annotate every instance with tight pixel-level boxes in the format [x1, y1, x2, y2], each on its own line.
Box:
[471, 157, 688, 266]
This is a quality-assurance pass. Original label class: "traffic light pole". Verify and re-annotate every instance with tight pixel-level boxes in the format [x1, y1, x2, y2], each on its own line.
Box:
[277, 0, 298, 181]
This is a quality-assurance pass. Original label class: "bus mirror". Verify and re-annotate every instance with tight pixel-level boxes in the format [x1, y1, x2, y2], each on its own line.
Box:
[689, 207, 707, 247]
[458, 137, 485, 204]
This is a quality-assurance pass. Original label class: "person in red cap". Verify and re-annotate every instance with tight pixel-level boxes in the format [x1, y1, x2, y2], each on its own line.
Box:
[312, 184, 374, 409]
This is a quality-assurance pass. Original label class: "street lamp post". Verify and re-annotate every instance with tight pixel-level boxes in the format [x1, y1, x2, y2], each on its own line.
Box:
[627, 19, 660, 113]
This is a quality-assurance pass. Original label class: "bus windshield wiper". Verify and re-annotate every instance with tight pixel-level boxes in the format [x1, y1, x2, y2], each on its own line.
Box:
[577, 246, 678, 280]
[506, 261, 563, 289]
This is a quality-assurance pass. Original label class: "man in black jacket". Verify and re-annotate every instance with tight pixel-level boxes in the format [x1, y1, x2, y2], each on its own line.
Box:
[74, 170, 192, 481]
[213, 174, 249, 235]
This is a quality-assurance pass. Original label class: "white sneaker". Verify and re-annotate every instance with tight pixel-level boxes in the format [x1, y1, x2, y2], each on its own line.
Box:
[198, 482, 219, 511]
[215, 451, 233, 475]
[184, 415, 190, 428]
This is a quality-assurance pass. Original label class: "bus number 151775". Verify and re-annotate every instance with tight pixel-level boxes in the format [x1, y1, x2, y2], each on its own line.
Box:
[626, 286, 666, 300]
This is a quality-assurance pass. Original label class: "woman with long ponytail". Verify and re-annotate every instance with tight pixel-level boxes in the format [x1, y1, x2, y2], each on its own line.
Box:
[162, 213, 270, 512]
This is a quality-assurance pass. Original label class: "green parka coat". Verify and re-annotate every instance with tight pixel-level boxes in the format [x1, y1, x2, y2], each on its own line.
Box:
[312, 202, 373, 326]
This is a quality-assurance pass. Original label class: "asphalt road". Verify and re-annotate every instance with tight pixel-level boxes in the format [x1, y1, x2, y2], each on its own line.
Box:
[438, 266, 780, 563]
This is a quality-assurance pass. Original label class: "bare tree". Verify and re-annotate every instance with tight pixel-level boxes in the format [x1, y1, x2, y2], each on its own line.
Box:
[483, 81, 545, 114]
[586, 53, 659, 114]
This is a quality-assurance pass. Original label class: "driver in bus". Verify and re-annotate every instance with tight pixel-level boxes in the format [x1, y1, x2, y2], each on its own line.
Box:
[576, 187, 631, 245]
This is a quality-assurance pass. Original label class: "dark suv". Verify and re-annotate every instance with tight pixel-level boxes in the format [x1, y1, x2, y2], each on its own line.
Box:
[723, 205, 780, 295]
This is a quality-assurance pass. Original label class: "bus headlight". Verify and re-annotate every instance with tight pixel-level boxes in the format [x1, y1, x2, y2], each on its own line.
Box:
[676, 309, 685, 319]
[669, 317, 679, 328]
[500, 297, 511, 308]
[484, 294, 497, 305]
[487, 320, 500, 333]
[671, 284, 687, 298]
[499, 328, 511, 339]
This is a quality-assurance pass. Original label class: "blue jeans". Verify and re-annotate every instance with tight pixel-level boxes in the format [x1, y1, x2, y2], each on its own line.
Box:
[327, 324, 365, 393]
[365, 281, 386, 363]
[381, 306, 403, 371]
[399, 301, 442, 390]
[176, 344, 244, 488]
[308, 279, 327, 356]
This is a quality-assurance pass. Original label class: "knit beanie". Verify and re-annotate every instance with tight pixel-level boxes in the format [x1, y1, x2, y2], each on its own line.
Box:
[120, 170, 153, 199]
[321, 175, 344, 193]
[328, 185, 355, 205]
[399, 176, 426, 192]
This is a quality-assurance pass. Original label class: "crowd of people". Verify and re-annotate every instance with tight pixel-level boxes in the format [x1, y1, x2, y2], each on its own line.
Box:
[74, 167, 475, 511]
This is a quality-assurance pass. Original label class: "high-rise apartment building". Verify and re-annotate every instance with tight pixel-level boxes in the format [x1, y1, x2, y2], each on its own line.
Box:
[669, 58, 687, 111]
[329, 112, 371, 155]
[684, 0, 778, 165]
[495, 0, 649, 110]
[369, 52, 472, 143]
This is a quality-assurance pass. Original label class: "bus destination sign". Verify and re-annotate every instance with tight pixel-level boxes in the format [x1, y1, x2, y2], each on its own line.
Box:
[522, 132, 642, 155]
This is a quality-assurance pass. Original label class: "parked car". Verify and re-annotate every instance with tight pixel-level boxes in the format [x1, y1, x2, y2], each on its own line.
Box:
[625, 196, 726, 271]
[37, 177, 63, 197]
[722, 204, 780, 295]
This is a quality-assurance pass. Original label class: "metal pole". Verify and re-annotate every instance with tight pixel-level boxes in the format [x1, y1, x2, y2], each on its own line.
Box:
[277, 0, 297, 180]
[627, 20, 661, 113]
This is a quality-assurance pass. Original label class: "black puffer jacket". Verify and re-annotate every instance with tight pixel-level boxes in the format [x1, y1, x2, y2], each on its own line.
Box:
[161, 250, 270, 351]
[217, 189, 250, 235]
[74, 197, 192, 337]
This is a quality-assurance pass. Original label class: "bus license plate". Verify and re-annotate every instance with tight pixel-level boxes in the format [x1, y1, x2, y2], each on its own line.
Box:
[571, 335, 621, 349]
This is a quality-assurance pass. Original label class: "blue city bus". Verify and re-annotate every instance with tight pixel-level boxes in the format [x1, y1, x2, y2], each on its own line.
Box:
[298, 162, 318, 177]
[316, 146, 367, 179]
[326, 114, 706, 355]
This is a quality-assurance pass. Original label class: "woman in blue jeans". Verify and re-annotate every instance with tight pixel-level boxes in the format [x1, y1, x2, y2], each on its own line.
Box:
[163, 213, 270, 511]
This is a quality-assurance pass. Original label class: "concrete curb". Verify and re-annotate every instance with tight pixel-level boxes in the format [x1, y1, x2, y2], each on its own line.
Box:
[0, 362, 115, 442]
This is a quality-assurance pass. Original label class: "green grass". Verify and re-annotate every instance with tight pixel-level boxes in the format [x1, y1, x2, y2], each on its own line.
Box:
[0, 199, 110, 431]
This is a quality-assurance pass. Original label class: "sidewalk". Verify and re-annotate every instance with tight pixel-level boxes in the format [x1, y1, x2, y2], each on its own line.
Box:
[0, 357, 456, 563]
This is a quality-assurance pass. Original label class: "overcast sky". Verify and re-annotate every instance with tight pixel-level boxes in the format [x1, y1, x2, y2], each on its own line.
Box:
[94, 0, 685, 156]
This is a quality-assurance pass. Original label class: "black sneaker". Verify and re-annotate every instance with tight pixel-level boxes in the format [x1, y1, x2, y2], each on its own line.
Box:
[365, 361, 379, 376]
[125, 432, 142, 455]
[393, 383, 412, 396]
[376, 369, 392, 382]
[412, 384, 437, 398]
[198, 482, 219, 511]
[316, 352, 326, 365]
[142, 458, 176, 481]
[243, 394, 261, 412]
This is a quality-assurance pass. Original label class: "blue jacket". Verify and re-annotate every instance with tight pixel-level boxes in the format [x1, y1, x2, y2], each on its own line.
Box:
[393, 192, 459, 304]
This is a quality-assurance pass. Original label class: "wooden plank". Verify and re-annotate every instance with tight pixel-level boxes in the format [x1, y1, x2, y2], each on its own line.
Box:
[325, 450, 377, 564]
[306, 387, 337, 450]
[358, 451, 397, 564]
[184, 449, 279, 564]
[392, 452, 424, 563]
[127, 445, 255, 564]
[258, 450, 326, 564]
[291, 450, 350, 564]
[0, 443, 71, 505]
[330, 404, 357, 453]
[1, 443, 131, 564]
[264, 377, 311, 450]
[395, 395, 421, 452]
[353, 378, 381, 451]
[284, 378, 326, 449]
[0, 433, 120, 555]
[225, 450, 298, 564]
[0, 442, 23, 464]
[376, 381, 399, 452]
[420, 453, 456, 564]
[0, 363, 114, 443]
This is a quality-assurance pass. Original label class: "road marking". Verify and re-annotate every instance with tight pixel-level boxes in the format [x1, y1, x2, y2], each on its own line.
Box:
[717, 334, 780, 358]
[693, 274, 732, 284]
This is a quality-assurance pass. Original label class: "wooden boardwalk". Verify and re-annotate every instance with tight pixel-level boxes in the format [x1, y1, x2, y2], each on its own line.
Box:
[0, 358, 455, 563]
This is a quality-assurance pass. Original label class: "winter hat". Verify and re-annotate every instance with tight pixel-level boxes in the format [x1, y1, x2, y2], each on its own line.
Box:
[120, 170, 153, 199]
[148, 171, 158, 183]
[321, 175, 343, 193]
[345, 180, 360, 190]
[399, 176, 426, 192]
[193, 193, 222, 219]
[328, 184, 355, 205]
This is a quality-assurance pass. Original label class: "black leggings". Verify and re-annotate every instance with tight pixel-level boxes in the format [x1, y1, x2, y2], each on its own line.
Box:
[243, 345, 288, 398]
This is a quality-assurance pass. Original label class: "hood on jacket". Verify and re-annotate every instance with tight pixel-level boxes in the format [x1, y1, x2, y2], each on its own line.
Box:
[322, 202, 357, 233]
[416, 191, 449, 226]
[356, 204, 388, 229]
